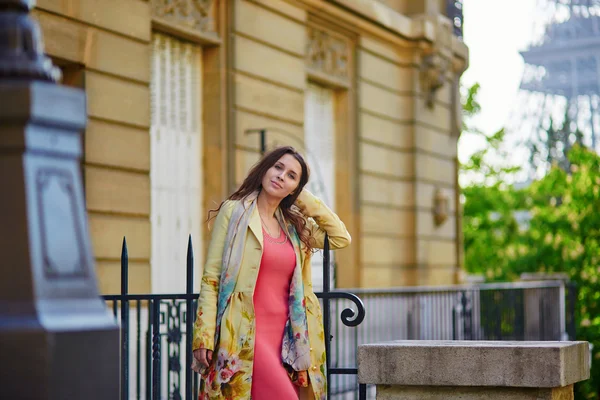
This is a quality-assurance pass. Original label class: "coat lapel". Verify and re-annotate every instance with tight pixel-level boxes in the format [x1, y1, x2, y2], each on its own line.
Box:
[248, 206, 263, 249]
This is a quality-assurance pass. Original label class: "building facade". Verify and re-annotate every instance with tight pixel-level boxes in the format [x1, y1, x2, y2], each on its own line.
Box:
[33, 0, 468, 294]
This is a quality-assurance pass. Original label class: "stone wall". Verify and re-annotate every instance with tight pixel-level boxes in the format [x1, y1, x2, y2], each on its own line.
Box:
[33, 0, 152, 294]
[34, 0, 468, 292]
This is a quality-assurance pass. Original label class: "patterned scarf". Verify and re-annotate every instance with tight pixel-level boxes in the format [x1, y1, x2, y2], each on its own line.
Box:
[215, 192, 312, 374]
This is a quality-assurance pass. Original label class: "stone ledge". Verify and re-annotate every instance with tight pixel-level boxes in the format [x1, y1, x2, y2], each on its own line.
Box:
[375, 384, 574, 400]
[358, 340, 590, 388]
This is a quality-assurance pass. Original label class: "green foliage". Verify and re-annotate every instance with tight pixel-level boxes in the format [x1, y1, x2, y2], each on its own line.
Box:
[460, 84, 521, 186]
[527, 106, 586, 177]
[460, 84, 600, 399]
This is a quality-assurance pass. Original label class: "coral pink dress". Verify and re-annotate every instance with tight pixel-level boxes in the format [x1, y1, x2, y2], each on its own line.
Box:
[251, 226, 299, 400]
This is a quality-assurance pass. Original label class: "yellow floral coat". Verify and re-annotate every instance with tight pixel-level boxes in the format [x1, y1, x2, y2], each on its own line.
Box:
[192, 190, 351, 400]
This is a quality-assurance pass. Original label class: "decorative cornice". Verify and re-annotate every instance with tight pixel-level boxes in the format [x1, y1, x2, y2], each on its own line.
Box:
[306, 25, 350, 83]
[151, 0, 215, 34]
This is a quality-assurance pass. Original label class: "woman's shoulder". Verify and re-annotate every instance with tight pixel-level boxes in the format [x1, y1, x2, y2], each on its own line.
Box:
[219, 199, 239, 215]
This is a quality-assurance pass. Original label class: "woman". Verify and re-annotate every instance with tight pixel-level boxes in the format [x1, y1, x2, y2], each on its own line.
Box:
[191, 146, 350, 400]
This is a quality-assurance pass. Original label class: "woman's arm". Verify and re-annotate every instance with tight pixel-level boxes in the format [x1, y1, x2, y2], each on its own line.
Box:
[295, 189, 351, 250]
[192, 200, 235, 352]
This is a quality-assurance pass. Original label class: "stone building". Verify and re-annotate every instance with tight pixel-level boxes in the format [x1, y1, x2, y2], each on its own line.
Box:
[33, 0, 468, 294]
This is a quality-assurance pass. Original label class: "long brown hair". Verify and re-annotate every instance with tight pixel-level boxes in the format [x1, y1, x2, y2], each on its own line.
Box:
[209, 146, 313, 251]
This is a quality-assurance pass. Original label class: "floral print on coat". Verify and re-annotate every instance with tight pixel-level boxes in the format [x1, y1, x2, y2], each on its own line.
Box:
[193, 190, 351, 400]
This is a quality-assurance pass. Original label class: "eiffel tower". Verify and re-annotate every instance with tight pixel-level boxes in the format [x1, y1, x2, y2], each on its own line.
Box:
[519, 0, 600, 153]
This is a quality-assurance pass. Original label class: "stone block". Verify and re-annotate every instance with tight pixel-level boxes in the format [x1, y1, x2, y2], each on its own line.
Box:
[358, 341, 590, 388]
[376, 385, 574, 400]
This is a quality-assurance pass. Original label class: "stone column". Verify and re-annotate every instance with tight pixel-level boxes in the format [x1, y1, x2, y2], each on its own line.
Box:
[0, 1, 119, 398]
[358, 340, 590, 399]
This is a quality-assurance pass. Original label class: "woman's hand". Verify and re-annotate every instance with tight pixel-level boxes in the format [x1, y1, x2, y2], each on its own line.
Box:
[193, 348, 213, 368]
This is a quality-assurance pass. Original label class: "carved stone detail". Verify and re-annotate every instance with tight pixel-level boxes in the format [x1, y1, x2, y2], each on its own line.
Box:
[420, 51, 450, 109]
[306, 26, 350, 80]
[151, 0, 215, 33]
[417, 16, 459, 109]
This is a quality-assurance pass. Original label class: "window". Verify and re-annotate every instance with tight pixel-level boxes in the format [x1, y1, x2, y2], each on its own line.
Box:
[150, 33, 203, 293]
[304, 83, 336, 291]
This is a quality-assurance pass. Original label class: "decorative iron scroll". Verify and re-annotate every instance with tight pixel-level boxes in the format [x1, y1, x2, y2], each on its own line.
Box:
[306, 26, 350, 81]
[151, 0, 215, 33]
[104, 234, 368, 399]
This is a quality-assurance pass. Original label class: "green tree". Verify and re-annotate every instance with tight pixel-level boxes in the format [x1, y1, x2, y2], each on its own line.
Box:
[460, 84, 600, 399]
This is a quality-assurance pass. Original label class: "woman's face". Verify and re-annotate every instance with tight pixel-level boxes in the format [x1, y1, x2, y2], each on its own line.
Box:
[261, 154, 302, 200]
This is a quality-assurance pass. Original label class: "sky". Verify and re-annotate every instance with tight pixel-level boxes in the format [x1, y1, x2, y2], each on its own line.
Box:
[459, 0, 540, 163]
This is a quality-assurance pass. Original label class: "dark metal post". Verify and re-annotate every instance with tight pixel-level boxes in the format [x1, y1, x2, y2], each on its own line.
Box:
[567, 282, 577, 340]
[185, 235, 194, 400]
[136, 300, 142, 400]
[460, 291, 470, 340]
[146, 305, 153, 400]
[259, 129, 266, 155]
[243, 128, 267, 155]
[0, 0, 119, 398]
[323, 235, 332, 399]
[152, 300, 162, 400]
[121, 237, 130, 400]
[359, 383, 367, 400]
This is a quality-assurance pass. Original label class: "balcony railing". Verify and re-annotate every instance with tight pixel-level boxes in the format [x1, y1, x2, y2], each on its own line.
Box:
[447, 0, 464, 39]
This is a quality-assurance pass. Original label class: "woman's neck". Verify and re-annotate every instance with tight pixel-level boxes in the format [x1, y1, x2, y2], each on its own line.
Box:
[256, 190, 280, 218]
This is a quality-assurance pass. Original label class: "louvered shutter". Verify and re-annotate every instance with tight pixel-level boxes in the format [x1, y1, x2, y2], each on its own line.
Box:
[150, 33, 203, 293]
[305, 83, 336, 291]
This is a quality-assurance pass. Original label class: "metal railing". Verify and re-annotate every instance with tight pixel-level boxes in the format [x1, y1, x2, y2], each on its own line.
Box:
[103, 235, 367, 400]
[103, 239, 575, 399]
[328, 280, 577, 396]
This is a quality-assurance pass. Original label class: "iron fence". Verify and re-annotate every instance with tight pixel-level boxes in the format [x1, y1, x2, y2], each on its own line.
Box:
[103, 238, 575, 399]
[328, 280, 577, 396]
[103, 235, 367, 400]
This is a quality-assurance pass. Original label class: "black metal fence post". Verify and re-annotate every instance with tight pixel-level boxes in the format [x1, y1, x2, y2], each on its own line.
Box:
[323, 235, 332, 398]
[567, 282, 578, 340]
[318, 234, 367, 399]
[185, 235, 194, 400]
[121, 237, 129, 400]
[152, 299, 161, 400]
[136, 300, 141, 400]
[146, 306, 152, 400]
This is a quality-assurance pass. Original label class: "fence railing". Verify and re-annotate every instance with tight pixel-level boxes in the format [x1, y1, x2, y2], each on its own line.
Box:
[328, 280, 577, 397]
[103, 239, 576, 400]
[103, 235, 367, 400]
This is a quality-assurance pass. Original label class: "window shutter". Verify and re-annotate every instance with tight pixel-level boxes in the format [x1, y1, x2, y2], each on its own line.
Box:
[150, 33, 203, 293]
[305, 83, 336, 291]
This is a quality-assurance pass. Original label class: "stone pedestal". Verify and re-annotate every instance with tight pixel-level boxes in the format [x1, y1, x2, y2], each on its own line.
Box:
[0, 1, 119, 398]
[0, 79, 120, 400]
[358, 340, 590, 399]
